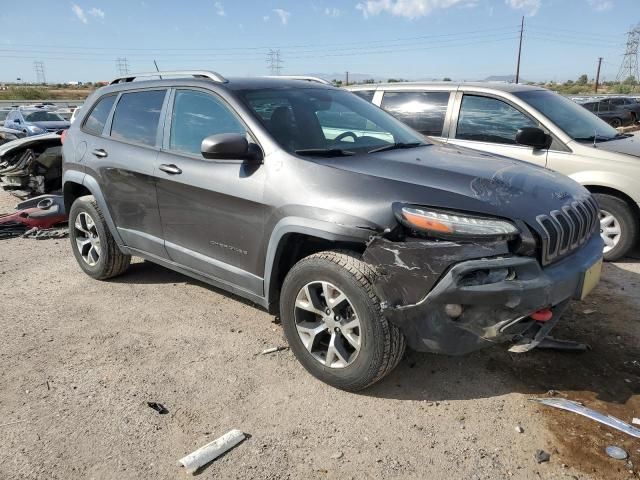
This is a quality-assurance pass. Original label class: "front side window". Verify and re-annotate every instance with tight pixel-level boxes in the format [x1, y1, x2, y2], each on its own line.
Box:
[111, 90, 166, 147]
[456, 95, 537, 144]
[240, 87, 424, 154]
[83, 95, 116, 136]
[169, 90, 245, 155]
[381, 91, 450, 136]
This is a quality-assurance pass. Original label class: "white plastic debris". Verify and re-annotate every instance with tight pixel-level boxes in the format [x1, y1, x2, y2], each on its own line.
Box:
[632, 418, 640, 426]
[261, 346, 288, 355]
[605, 445, 628, 460]
[177, 429, 245, 474]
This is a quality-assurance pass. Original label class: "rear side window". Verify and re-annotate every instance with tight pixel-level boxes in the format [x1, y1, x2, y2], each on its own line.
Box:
[110, 90, 166, 146]
[169, 90, 245, 155]
[456, 95, 537, 144]
[83, 95, 116, 135]
[352, 90, 375, 102]
[381, 91, 450, 136]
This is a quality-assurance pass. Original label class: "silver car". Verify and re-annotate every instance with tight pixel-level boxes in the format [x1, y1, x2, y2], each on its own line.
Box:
[347, 82, 640, 260]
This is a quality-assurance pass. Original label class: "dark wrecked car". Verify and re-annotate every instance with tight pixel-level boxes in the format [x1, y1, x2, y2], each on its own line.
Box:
[61, 71, 604, 391]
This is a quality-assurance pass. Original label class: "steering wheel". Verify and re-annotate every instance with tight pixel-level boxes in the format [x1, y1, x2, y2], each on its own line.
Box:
[333, 131, 358, 143]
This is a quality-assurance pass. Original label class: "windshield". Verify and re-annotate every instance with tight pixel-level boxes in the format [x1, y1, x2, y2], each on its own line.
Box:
[514, 90, 619, 142]
[23, 110, 66, 122]
[238, 87, 427, 155]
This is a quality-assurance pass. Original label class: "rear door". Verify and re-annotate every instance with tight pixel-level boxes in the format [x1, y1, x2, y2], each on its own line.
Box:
[82, 89, 169, 258]
[447, 92, 548, 168]
[155, 88, 266, 295]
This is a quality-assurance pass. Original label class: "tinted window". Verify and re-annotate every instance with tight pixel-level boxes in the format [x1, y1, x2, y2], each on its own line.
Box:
[352, 90, 375, 102]
[111, 90, 166, 146]
[83, 95, 116, 135]
[609, 98, 624, 106]
[456, 95, 537, 144]
[170, 90, 245, 155]
[23, 111, 65, 122]
[381, 91, 449, 136]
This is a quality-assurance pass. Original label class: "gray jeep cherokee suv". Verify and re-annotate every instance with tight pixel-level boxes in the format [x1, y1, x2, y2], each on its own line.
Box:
[62, 71, 604, 391]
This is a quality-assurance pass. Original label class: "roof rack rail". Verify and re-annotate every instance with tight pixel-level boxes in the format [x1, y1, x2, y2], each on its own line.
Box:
[110, 70, 227, 85]
[263, 75, 331, 85]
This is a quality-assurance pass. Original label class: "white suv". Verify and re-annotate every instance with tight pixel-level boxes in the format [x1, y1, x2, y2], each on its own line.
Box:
[347, 82, 640, 260]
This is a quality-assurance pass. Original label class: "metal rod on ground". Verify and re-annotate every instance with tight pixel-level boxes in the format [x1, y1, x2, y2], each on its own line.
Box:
[595, 57, 603, 93]
[515, 16, 524, 84]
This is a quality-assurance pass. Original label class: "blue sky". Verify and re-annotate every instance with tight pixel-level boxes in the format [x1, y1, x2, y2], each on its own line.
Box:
[0, 0, 636, 83]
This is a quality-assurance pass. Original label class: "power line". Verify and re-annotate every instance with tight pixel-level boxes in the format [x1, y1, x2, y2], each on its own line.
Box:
[266, 49, 283, 75]
[33, 61, 46, 84]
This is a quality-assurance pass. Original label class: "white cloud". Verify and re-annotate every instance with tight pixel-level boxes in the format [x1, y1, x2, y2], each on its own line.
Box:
[71, 4, 88, 23]
[263, 15, 270, 21]
[88, 7, 105, 18]
[587, 0, 613, 11]
[325, 7, 343, 17]
[214, 1, 226, 16]
[356, 0, 476, 19]
[504, 0, 541, 16]
[273, 8, 291, 25]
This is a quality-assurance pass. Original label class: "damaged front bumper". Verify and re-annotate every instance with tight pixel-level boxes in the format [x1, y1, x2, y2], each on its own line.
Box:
[363, 234, 604, 356]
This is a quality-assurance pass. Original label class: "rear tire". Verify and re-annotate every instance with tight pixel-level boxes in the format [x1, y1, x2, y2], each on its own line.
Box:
[280, 250, 406, 391]
[608, 118, 622, 128]
[594, 193, 638, 261]
[69, 195, 131, 279]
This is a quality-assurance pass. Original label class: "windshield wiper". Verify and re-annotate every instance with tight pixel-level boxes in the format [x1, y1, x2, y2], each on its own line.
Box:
[573, 135, 615, 143]
[367, 142, 427, 154]
[294, 148, 356, 157]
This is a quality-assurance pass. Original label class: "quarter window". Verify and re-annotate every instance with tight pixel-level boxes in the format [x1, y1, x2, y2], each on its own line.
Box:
[352, 90, 375, 102]
[456, 95, 537, 144]
[110, 90, 166, 146]
[83, 95, 116, 136]
[381, 91, 450, 136]
[169, 90, 245, 155]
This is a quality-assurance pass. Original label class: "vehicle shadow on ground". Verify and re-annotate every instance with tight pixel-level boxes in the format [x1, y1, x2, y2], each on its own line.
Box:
[365, 261, 640, 405]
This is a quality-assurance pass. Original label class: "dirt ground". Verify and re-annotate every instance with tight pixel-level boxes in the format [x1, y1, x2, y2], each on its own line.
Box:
[0, 189, 638, 480]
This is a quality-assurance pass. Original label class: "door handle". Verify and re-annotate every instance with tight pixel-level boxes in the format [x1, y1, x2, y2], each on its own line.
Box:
[159, 164, 182, 175]
[92, 149, 108, 158]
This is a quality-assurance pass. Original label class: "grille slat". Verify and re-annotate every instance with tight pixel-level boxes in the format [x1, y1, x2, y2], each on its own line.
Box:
[536, 196, 598, 265]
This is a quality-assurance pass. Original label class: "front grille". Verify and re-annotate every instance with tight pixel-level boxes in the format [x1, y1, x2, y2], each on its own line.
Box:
[536, 196, 599, 265]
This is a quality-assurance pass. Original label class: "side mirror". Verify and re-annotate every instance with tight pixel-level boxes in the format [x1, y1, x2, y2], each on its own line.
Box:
[201, 133, 258, 161]
[515, 127, 551, 150]
[14, 118, 21, 124]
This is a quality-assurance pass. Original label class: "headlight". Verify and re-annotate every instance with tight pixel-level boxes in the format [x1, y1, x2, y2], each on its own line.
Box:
[27, 125, 45, 134]
[395, 205, 519, 238]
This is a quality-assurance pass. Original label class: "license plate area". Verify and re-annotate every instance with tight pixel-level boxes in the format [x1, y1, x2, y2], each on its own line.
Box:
[579, 257, 602, 300]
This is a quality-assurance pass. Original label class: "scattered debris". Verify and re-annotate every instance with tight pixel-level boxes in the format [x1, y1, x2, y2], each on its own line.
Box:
[261, 346, 289, 355]
[531, 398, 640, 438]
[0, 194, 67, 239]
[330, 451, 344, 460]
[22, 227, 68, 240]
[605, 445, 628, 460]
[534, 449, 551, 463]
[515, 426, 524, 433]
[177, 429, 246, 474]
[582, 309, 597, 315]
[632, 418, 640, 426]
[147, 402, 169, 415]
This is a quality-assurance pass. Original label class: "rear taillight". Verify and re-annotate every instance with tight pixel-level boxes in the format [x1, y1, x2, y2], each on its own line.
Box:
[60, 130, 67, 144]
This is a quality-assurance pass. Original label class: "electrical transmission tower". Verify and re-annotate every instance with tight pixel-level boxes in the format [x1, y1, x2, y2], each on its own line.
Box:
[33, 61, 46, 84]
[616, 24, 640, 83]
[116, 57, 130, 76]
[266, 49, 283, 75]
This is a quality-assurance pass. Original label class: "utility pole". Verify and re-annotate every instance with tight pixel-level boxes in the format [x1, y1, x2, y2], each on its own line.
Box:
[116, 57, 130, 76]
[595, 57, 603, 93]
[515, 16, 524, 84]
[345, 71, 349, 86]
[616, 24, 640, 87]
[266, 49, 283, 75]
[33, 61, 46, 84]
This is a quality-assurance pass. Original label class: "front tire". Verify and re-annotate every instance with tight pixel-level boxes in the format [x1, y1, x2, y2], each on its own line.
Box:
[594, 193, 638, 261]
[280, 250, 406, 391]
[69, 195, 131, 279]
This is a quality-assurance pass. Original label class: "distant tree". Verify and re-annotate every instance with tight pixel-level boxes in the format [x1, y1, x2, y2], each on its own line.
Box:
[565, 80, 574, 85]
[442, 77, 452, 81]
[576, 74, 588, 85]
[364, 78, 375, 84]
[623, 75, 637, 85]
[332, 79, 343, 86]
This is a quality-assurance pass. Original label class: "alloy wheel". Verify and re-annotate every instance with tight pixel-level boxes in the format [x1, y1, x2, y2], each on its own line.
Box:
[74, 211, 102, 266]
[294, 281, 361, 369]
[600, 208, 622, 254]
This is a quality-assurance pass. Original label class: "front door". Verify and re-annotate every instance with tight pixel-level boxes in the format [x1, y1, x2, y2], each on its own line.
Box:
[447, 93, 548, 168]
[155, 88, 266, 296]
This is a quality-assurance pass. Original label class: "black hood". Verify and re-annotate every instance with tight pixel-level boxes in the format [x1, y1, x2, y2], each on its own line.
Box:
[593, 134, 640, 157]
[312, 143, 590, 231]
